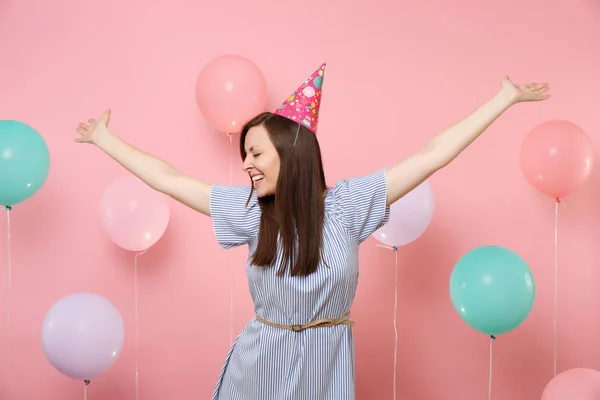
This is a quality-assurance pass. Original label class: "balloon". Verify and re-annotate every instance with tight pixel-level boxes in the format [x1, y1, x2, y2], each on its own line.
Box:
[195, 54, 267, 134]
[372, 180, 434, 247]
[41, 292, 125, 381]
[100, 175, 170, 252]
[520, 120, 593, 200]
[542, 368, 600, 400]
[0, 120, 50, 206]
[449, 245, 535, 336]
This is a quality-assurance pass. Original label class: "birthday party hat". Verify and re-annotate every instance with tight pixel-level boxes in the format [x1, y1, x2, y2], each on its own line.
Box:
[274, 63, 326, 133]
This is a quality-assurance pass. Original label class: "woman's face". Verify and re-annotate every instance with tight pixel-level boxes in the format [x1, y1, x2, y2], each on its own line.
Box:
[243, 125, 281, 197]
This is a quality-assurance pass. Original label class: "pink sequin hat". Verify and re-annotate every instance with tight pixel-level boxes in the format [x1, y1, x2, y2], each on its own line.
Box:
[274, 63, 326, 134]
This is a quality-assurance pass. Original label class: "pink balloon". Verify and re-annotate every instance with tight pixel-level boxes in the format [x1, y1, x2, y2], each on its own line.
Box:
[542, 368, 600, 400]
[372, 180, 435, 247]
[100, 176, 170, 252]
[520, 120, 594, 200]
[196, 54, 267, 134]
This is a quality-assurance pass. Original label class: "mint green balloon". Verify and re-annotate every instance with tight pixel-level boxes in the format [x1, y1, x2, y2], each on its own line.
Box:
[449, 245, 535, 336]
[0, 120, 50, 207]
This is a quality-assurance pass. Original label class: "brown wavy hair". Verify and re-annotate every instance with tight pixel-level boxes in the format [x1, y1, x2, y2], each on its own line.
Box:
[240, 112, 327, 277]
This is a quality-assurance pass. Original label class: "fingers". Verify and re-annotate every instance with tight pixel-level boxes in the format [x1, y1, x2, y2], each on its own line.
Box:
[524, 82, 550, 101]
[536, 94, 551, 101]
[76, 121, 91, 135]
[526, 82, 549, 91]
[526, 92, 551, 101]
[77, 123, 89, 135]
[536, 84, 550, 96]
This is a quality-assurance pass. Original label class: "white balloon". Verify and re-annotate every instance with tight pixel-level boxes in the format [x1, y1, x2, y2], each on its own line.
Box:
[373, 180, 434, 247]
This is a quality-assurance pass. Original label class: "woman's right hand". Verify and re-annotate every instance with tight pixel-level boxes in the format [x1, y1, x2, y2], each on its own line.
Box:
[75, 109, 112, 144]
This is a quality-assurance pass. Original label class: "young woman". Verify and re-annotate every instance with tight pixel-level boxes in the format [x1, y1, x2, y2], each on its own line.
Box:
[75, 63, 550, 399]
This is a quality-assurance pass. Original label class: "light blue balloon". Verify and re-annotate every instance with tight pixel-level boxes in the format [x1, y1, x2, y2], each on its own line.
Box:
[449, 245, 535, 336]
[0, 120, 50, 206]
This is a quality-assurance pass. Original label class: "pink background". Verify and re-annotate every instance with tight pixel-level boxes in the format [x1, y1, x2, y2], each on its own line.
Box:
[0, 0, 599, 399]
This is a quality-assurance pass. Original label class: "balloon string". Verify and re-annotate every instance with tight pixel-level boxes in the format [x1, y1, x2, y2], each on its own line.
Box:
[84, 380, 90, 400]
[488, 335, 495, 400]
[227, 133, 233, 185]
[376, 243, 398, 399]
[553, 198, 559, 377]
[134, 250, 146, 400]
[392, 246, 398, 400]
[227, 133, 234, 345]
[5, 205, 11, 388]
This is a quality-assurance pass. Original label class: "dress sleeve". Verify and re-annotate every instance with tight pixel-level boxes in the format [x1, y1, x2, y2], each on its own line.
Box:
[332, 168, 390, 244]
[209, 185, 261, 248]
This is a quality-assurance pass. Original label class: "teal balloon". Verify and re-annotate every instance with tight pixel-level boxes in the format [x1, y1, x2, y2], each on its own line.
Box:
[449, 245, 535, 336]
[0, 120, 50, 206]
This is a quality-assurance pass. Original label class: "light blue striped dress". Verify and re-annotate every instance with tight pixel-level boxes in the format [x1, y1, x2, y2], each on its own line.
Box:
[210, 169, 390, 400]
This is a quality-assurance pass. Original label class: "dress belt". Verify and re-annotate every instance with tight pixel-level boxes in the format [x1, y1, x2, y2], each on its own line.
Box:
[255, 312, 354, 332]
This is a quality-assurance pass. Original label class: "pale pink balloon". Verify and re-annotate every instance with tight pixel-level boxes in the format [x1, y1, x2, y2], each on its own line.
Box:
[372, 180, 434, 247]
[541, 368, 600, 400]
[100, 176, 170, 252]
[195, 54, 267, 134]
[520, 120, 594, 200]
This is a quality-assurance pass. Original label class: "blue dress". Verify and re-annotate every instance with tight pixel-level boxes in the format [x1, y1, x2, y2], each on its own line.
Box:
[210, 169, 390, 400]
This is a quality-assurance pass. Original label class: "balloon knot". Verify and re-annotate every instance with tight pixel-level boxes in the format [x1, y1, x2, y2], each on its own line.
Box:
[555, 198, 561, 204]
[5, 206, 11, 211]
[84, 380, 91, 386]
[392, 246, 398, 252]
[490, 335, 496, 340]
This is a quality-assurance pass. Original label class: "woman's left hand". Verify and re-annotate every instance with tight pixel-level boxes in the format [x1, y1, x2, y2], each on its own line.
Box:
[501, 76, 551, 104]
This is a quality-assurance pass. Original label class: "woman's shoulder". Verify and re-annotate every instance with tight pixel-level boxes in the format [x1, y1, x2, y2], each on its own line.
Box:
[210, 184, 260, 213]
[327, 168, 387, 197]
[211, 184, 256, 199]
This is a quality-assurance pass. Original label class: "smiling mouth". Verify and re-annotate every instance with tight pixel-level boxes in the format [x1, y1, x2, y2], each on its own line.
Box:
[252, 175, 264, 185]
